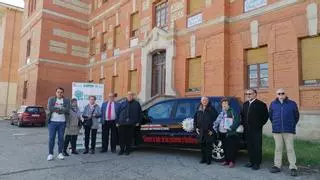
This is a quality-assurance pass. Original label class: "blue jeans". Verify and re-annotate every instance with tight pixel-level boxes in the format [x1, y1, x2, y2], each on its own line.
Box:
[48, 121, 66, 155]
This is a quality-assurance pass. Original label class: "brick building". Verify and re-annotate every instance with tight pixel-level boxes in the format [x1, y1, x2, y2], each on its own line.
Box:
[0, 2, 22, 116]
[18, 0, 320, 139]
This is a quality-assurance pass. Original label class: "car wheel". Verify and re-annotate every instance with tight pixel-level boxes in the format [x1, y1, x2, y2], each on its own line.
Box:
[10, 119, 14, 125]
[212, 140, 225, 162]
[17, 120, 23, 127]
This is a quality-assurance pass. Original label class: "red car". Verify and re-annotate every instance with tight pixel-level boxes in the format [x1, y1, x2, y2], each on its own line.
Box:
[10, 106, 46, 127]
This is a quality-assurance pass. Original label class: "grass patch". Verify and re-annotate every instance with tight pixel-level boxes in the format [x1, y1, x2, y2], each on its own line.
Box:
[262, 135, 320, 168]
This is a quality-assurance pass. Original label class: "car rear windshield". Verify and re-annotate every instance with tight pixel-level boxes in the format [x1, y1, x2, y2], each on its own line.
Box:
[25, 107, 45, 113]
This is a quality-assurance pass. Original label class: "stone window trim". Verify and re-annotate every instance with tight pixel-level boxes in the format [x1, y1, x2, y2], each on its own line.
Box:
[99, 77, 105, 84]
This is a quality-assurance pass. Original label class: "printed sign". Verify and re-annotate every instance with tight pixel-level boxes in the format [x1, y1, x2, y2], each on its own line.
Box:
[244, 0, 267, 12]
[72, 82, 104, 112]
[187, 13, 203, 28]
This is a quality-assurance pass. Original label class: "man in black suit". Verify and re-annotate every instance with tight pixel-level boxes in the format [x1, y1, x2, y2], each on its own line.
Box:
[242, 89, 269, 170]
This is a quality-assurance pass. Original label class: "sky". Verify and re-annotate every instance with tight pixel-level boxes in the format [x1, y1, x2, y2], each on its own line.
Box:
[0, 0, 24, 8]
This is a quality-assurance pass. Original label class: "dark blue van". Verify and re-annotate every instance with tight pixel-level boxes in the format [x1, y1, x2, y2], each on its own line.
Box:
[134, 96, 246, 161]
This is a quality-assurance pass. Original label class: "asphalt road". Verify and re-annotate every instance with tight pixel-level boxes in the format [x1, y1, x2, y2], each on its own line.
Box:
[0, 120, 319, 180]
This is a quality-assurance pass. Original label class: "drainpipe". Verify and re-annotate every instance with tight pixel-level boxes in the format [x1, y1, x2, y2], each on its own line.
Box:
[4, 10, 16, 116]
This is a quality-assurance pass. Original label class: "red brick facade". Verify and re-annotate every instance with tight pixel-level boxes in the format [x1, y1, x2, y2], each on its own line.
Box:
[18, 0, 320, 112]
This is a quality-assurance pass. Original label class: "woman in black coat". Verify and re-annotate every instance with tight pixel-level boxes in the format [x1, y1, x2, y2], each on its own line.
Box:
[194, 96, 218, 165]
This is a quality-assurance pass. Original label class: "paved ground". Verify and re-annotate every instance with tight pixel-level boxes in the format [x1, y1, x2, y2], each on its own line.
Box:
[0, 120, 319, 180]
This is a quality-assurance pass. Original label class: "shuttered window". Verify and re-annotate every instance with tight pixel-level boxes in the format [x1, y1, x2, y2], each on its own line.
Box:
[114, 26, 121, 48]
[187, 57, 201, 92]
[129, 70, 138, 93]
[301, 36, 320, 86]
[112, 76, 121, 97]
[188, 0, 205, 14]
[246, 47, 268, 88]
[131, 13, 139, 37]
[90, 38, 96, 55]
[101, 32, 107, 51]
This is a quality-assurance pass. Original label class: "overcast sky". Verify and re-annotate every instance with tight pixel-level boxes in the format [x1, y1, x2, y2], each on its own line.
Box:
[0, 0, 24, 8]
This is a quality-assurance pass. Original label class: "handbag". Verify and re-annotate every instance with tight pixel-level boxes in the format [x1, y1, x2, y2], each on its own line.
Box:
[83, 107, 95, 128]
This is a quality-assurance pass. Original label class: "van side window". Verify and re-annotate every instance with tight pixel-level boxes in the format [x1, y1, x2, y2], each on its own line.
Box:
[148, 101, 175, 120]
[175, 102, 194, 119]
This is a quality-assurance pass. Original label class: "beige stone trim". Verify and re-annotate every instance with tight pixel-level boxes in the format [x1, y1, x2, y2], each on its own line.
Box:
[53, 28, 88, 43]
[52, 0, 89, 15]
[42, 9, 88, 25]
[49, 40, 67, 48]
[49, 40, 68, 54]
[71, 51, 89, 58]
[72, 45, 89, 53]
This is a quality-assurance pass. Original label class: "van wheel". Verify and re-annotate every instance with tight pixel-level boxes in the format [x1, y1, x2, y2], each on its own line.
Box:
[212, 140, 225, 162]
[10, 120, 14, 125]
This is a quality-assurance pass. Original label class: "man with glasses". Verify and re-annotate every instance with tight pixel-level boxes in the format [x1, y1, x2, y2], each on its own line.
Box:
[100, 93, 121, 153]
[242, 89, 269, 170]
[47, 87, 70, 161]
[269, 88, 299, 177]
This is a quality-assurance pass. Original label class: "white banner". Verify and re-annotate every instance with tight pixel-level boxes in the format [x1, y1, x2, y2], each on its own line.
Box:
[72, 82, 105, 150]
[72, 82, 104, 113]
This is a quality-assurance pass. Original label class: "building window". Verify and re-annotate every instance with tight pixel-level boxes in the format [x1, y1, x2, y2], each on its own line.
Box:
[155, 1, 168, 30]
[187, 57, 201, 92]
[114, 26, 121, 48]
[188, 0, 204, 15]
[128, 70, 138, 93]
[90, 38, 96, 56]
[130, 13, 139, 37]
[26, 39, 31, 59]
[23, 81, 28, 99]
[301, 36, 320, 86]
[112, 76, 120, 97]
[103, 0, 108, 3]
[28, 0, 37, 16]
[99, 78, 105, 84]
[101, 32, 107, 52]
[246, 47, 268, 89]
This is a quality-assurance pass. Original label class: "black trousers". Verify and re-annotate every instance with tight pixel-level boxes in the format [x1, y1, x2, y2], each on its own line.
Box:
[118, 125, 134, 153]
[84, 127, 97, 150]
[200, 142, 213, 162]
[220, 133, 240, 163]
[63, 135, 78, 152]
[247, 128, 263, 165]
[102, 120, 117, 151]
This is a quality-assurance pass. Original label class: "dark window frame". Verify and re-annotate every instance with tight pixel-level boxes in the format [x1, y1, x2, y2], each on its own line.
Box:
[247, 63, 269, 89]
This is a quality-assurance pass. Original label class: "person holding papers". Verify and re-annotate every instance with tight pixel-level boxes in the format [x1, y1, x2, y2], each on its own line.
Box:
[213, 98, 240, 168]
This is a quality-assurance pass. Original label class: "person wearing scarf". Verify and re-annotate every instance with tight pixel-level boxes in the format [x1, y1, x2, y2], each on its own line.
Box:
[213, 97, 240, 168]
[193, 96, 218, 165]
[63, 98, 82, 156]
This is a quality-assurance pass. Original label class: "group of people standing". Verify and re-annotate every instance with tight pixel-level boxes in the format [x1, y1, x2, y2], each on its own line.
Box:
[46, 86, 299, 177]
[193, 88, 299, 177]
[46, 87, 142, 162]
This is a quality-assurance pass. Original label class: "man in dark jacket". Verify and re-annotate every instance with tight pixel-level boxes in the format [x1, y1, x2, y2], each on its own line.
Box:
[242, 89, 269, 170]
[269, 88, 299, 177]
[194, 96, 218, 165]
[117, 92, 142, 156]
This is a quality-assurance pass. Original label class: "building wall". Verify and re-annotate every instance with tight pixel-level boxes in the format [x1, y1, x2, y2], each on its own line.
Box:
[18, 0, 320, 139]
[0, 8, 22, 116]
